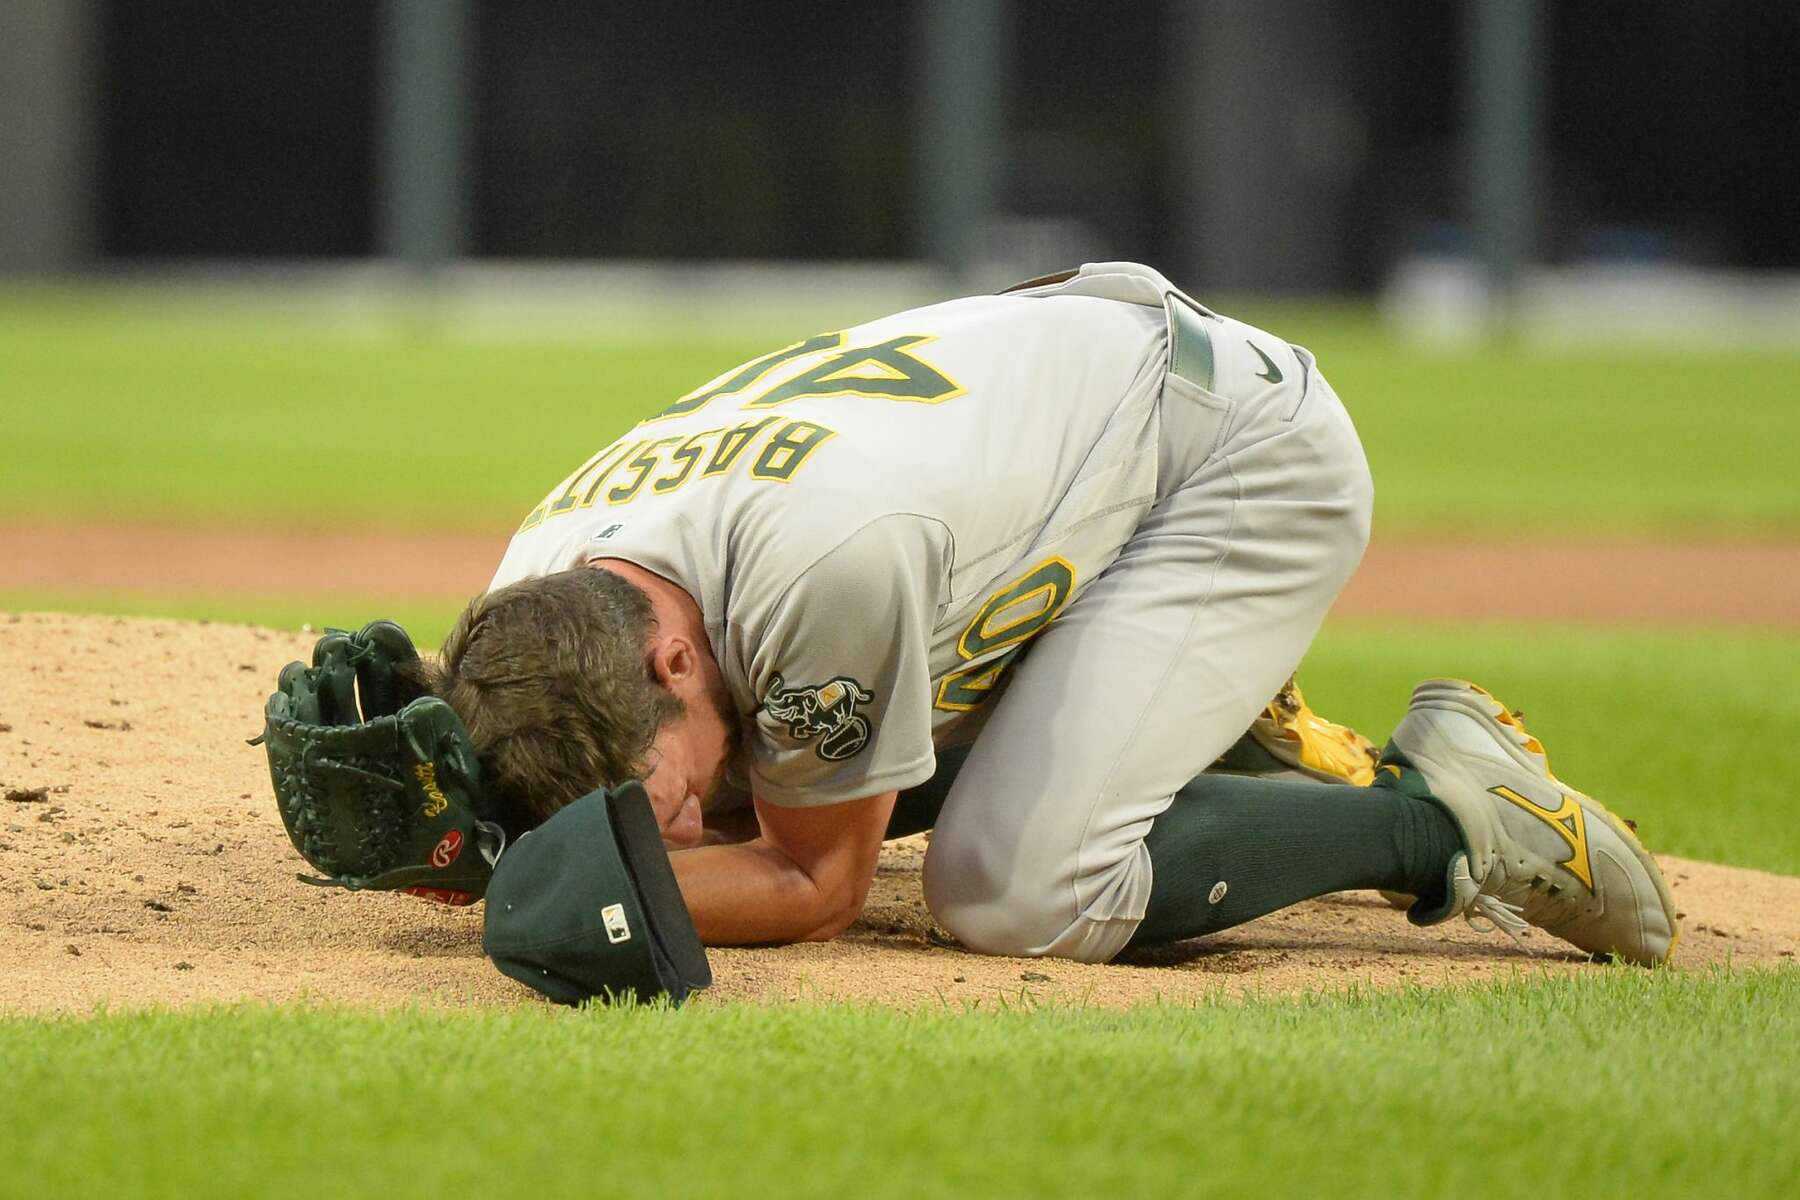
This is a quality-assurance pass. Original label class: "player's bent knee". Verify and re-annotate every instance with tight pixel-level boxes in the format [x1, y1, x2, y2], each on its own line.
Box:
[923, 852, 1050, 956]
[930, 899, 1065, 958]
[922, 859, 1130, 963]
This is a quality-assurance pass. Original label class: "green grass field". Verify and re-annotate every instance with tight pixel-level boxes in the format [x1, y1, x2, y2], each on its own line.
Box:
[4, 969, 1796, 1200]
[3, 288, 1795, 1199]
[4, 290, 1797, 533]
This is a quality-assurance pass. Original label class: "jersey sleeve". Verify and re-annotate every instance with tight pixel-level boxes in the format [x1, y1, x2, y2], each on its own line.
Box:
[744, 514, 946, 807]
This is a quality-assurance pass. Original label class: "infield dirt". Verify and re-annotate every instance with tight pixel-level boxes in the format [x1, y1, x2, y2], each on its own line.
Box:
[2, 610, 1795, 1014]
[8, 520, 1800, 627]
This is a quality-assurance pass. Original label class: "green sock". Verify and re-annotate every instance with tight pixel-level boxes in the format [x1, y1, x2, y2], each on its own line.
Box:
[888, 731, 1274, 842]
[1126, 769, 1464, 950]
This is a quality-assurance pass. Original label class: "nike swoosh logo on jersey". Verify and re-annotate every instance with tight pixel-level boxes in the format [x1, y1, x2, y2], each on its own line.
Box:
[1248, 341, 1283, 384]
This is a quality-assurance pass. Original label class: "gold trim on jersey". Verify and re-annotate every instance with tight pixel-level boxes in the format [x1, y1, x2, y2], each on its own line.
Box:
[750, 421, 837, 483]
[935, 556, 1078, 713]
[581, 439, 647, 506]
[515, 326, 964, 534]
[646, 332, 847, 423]
[703, 416, 783, 477]
[746, 334, 966, 409]
[607, 437, 683, 505]
[652, 428, 725, 494]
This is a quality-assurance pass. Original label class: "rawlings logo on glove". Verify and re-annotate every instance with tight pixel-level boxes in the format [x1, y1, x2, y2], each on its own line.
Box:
[430, 829, 464, 868]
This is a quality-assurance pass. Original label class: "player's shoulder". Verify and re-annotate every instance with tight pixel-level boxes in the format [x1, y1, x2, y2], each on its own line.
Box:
[739, 510, 951, 632]
[806, 511, 950, 580]
[766, 509, 948, 593]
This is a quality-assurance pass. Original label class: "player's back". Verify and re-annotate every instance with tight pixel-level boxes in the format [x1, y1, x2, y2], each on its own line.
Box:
[495, 291, 1168, 620]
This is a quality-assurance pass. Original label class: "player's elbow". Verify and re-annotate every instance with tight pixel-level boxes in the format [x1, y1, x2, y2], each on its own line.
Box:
[783, 846, 872, 940]
[799, 886, 868, 941]
[757, 790, 892, 943]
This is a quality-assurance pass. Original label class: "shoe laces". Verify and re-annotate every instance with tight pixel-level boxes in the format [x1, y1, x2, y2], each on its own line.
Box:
[1467, 893, 1531, 945]
[1447, 859, 1591, 949]
[1448, 858, 1530, 944]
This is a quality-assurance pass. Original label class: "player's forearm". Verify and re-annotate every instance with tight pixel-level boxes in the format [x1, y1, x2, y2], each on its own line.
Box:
[669, 840, 864, 944]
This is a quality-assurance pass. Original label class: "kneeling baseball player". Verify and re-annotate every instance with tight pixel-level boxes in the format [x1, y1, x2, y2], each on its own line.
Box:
[263, 262, 1677, 999]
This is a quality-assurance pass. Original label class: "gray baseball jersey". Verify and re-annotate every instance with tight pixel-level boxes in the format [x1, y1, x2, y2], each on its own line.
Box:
[489, 287, 1171, 807]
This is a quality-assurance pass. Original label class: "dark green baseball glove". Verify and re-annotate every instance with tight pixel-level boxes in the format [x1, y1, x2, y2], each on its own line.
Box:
[258, 620, 507, 906]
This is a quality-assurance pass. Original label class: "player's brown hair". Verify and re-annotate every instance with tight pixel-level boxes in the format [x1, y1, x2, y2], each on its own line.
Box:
[420, 567, 683, 831]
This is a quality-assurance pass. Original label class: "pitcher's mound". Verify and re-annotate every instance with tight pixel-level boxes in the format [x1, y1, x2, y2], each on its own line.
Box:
[1, 611, 1793, 1014]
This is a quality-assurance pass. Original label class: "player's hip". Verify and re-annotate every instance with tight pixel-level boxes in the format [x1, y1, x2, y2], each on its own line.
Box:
[1158, 332, 1368, 509]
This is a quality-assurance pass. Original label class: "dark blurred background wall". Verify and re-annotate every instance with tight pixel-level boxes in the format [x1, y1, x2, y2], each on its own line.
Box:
[3, 0, 1795, 290]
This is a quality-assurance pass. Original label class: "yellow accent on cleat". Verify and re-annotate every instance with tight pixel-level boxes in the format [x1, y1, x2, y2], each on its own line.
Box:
[1249, 677, 1381, 786]
[1490, 784, 1595, 892]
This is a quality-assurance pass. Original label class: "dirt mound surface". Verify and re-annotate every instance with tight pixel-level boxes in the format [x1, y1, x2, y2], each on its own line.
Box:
[2, 612, 1793, 1014]
[7, 520, 1800, 626]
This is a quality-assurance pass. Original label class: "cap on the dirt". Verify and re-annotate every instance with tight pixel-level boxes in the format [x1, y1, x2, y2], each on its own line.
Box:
[482, 781, 711, 1006]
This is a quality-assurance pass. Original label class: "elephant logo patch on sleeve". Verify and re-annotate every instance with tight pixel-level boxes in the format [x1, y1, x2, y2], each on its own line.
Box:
[763, 673, 876, 761]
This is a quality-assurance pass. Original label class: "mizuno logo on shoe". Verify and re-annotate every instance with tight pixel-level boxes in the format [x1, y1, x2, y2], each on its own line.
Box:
[1491, 785, 1595, 891]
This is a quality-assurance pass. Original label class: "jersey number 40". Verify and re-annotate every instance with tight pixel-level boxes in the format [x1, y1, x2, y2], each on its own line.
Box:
[935, 557, 1076, 713]
[649, 332, 965, 421]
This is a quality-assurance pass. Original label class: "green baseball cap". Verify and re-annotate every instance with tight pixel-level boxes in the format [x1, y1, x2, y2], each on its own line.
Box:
[483, 782, 711, 1006]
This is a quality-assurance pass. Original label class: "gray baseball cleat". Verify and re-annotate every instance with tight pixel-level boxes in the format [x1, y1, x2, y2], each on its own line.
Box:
[1385, 678, 1680, 966]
